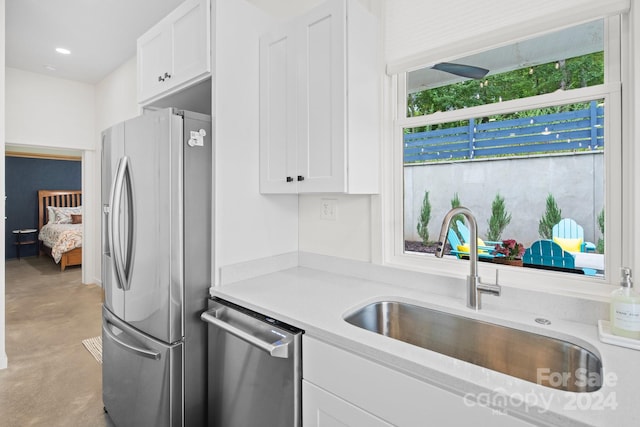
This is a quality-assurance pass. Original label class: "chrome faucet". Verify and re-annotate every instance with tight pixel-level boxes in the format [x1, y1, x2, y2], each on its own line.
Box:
[435, 207, 501, 310]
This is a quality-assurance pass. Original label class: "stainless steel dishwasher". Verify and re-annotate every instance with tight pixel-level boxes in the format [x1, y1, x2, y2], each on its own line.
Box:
[201, 297, 303, 427]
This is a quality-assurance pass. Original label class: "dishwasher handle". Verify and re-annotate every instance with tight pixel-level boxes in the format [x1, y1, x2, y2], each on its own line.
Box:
[201, 311, 291, 359]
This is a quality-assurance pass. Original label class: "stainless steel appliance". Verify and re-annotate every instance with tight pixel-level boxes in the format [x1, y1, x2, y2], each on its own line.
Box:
[201, 297, 303, 427]
[101, 108, 212, 427]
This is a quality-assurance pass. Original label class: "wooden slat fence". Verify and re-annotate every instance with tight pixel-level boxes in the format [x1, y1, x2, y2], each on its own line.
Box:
[404, 101, 604, 163]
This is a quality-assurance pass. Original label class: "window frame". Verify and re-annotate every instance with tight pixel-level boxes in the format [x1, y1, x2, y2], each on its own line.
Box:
[382, 16, 624, 296]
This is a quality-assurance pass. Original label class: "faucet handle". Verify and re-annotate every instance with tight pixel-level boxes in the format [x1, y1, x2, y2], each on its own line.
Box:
[477, 269, 501, 296]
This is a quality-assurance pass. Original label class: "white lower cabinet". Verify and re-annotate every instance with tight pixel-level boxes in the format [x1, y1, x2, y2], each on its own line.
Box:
[303, 381, 393, 427]
[302, 336, 536, 427]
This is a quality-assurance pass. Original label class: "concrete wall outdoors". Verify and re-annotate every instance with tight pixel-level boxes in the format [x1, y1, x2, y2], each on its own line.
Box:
[404, 152, 604, 246]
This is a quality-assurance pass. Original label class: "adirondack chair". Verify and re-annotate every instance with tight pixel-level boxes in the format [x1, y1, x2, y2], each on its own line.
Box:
[552, 218, 596, 252]
[523, 240, 596, 276]
[455, 220, 502, 246]
[447, 228, 494, 259]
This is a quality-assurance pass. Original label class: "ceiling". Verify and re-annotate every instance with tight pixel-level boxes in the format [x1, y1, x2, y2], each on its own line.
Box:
[4, 0, 323, 85]
[6, 1, 604, 92]
[5, 0, 185, 84]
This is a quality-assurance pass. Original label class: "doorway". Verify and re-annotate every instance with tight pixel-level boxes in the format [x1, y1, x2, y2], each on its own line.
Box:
[4, 144, 84, 274]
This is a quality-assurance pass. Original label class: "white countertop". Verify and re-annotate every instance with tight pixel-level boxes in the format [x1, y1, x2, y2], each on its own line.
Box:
[210, 263, 639, 426]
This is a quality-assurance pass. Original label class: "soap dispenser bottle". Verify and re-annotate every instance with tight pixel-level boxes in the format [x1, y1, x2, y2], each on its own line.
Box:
[610, 267, 640, 339]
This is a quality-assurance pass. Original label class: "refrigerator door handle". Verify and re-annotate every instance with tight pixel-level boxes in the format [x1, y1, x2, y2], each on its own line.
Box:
[102, 204, 111, 257]
[103, 321, 161, 360]
[201, 311, 290, 359]
[109, 156, 135, 291]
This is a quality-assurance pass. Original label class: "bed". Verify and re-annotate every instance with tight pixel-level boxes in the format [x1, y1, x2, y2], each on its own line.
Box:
[38, 190, 83, 271]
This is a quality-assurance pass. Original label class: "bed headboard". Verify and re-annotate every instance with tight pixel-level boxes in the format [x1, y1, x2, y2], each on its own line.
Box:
[38, 190, 82, 230]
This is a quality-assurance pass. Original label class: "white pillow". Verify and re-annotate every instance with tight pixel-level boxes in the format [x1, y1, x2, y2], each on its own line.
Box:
[46, 206, 56, 224]
[51, 206, 82, 224]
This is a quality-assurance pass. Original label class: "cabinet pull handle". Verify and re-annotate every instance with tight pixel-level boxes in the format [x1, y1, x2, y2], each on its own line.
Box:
[297, 175, 305, 181]
[158, 75, 165, 82]
[286, 176, 293, 182]
[164, 72, 172, 79]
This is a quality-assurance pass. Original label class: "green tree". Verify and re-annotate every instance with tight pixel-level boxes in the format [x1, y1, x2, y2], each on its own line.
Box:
[417, 191, 432, 245]
[487, 193, 511, 241]
[450, 193, 465, 239]
[538, 194, 562, 239]
[597, 208, 605, 253]
[408, 52, 604, 119]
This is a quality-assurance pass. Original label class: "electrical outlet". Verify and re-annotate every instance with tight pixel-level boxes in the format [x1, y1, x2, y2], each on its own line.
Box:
[320, 198, 337, 221]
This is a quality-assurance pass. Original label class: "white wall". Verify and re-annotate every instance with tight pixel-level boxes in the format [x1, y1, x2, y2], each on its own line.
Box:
[247, 0, 323, 20]
[299, 194, 373, 261]
[630, 0, 640, 273]
[213, 0, 299, 282]
[1, 0, 8, 370]
[92, 57, 140, 285]
[296, 0, 383, 263]
[95, 58, 139, 135]
[4, 68, 100, 285]
[385, 0, 630, 72]
[5, 68, 95, 149]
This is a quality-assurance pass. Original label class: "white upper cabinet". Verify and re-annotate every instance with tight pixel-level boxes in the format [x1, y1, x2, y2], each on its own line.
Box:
[137, 0, 211, 105]
[259, 24, 298, 193]
[259, 0, 380, 194]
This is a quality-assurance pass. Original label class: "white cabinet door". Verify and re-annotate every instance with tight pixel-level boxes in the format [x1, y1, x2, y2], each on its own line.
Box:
[168, 0, 210, 90]
[137, 0, 211, 105]
[258, 0, 379, 194]
[137, 26, 172, 103]
[259, 25, 298, 194]
[297, 0, 346, 193]
[303, 381, 393, 427]
[304, 336, 537, 427]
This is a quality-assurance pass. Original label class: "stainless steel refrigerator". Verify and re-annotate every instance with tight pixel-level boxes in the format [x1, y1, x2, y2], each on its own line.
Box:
[101, 108, 212, 427]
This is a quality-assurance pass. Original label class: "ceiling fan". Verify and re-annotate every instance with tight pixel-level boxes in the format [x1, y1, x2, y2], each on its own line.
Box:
[431, 62, 490, 80]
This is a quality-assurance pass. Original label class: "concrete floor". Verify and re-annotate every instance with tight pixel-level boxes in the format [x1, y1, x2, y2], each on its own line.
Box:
[0, 256, 114, 427]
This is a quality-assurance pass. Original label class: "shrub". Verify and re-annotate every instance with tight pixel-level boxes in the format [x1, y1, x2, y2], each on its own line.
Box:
[451, 192, 465, 239]
[417, 190, 431, 245]
[487, 193, 511, 241]
[597, 208, 604, 253]
[538, 194, 562, 239]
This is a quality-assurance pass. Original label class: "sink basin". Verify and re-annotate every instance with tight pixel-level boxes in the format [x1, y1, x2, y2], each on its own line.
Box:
[344, 301, 602, 392]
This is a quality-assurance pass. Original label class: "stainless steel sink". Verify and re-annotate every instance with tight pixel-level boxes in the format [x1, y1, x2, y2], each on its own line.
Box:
[344, 301, 602, 392]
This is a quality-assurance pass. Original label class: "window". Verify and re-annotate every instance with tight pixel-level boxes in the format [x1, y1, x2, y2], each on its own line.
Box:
[389, 17, 623, 286]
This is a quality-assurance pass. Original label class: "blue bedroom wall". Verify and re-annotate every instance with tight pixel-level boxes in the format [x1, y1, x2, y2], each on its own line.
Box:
[5, 156, 81, 260]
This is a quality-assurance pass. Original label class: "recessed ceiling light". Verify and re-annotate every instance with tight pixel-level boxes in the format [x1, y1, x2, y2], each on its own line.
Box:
[44, 64, 57, 71]
[55, 47, 71, 55]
